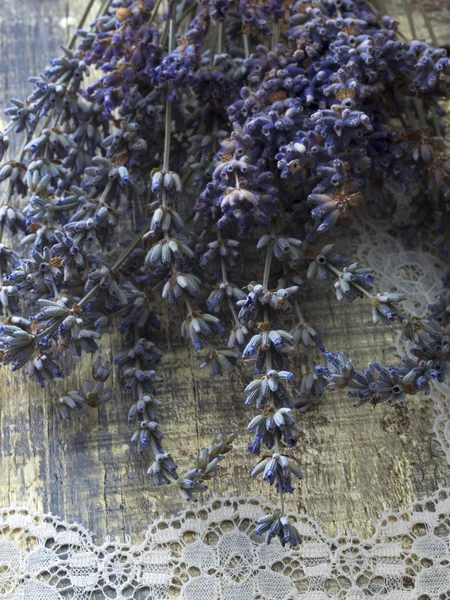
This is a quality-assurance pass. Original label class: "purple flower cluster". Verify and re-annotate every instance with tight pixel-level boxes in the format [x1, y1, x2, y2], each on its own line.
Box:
[319, 314, 450, 406]
[1, 0, 449, 547]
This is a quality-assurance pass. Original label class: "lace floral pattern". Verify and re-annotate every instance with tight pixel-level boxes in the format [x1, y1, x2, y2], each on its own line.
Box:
[3, 489, 450, 599]
[350, 210, 450, 461]
[2, 215, 450, 599]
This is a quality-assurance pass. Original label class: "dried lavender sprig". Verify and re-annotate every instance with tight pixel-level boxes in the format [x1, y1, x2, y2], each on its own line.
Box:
[6, 228, 147, 351]
[305, 243, 408, 325]
[195, 25, 247, 368]
[319, 299, 450, 406]
[265, 241, 285, 515]
[116, 3, 227, 477]
[52, 356, 112, 419]
[0, 0, 112, 245]
[144, 14, 226, 354]
[145, 431, 234, 494]
[238, 227, 305, 546]
[175, 432, 235, 500]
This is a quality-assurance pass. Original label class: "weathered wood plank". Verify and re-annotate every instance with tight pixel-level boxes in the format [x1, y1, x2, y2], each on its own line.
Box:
[0, 0, 449, 545]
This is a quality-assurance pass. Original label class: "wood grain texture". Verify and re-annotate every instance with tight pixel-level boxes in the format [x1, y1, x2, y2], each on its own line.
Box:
[0, 0, 449, 546]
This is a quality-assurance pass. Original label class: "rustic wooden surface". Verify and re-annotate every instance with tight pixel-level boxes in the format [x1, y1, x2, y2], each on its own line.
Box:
[0, 0, 450, 546]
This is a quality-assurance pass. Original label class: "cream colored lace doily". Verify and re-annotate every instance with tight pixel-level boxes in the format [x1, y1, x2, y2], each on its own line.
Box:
[2, 488, 450, 600]
[1, 214, 450, 600]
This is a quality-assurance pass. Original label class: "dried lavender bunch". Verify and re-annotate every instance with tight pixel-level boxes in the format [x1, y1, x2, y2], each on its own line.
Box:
[1, 0, 450, 547]
[0, 0, 219, 492]
[191, 0, 450, 546]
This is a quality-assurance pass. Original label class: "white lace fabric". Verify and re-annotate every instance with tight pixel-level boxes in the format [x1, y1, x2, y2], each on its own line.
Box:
[2, 489, 450, 599]
[2, 213, 450, 599]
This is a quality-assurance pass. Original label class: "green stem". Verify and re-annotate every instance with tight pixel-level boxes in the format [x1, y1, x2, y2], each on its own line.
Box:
[217, 232, 240, 327]
[261, 241, 285, 516]
[221, 263, 240, 325]
[67, 0, 102, 50]
[262, 238, 273, 342]
[326, 262, 372, 298]
[97, 0, 114, 19]
[274, 436, 284, 514]
[243, 32, 250, 58]
[183, 293, 193, 314]
[162, 12, 176, 173]
[110, 229, 146, 271]
[228, 299, 240, 326]
[293, 299, 305, 325]
[402, 0, 417, 38]
[94, 180, 113, 215]
[217, 21, 224, 56]
[417, 0, 438, 45]
[134, 324, 146, 403]
[162, 0, 193, 46]
[211, 19, 239, 327]
[148, 0, 164, 27]
[325, 262, 411, 323]
[262, 240, 273, 290]
[149, 437, 165, 462]
[413, 97, 427, 129]
[405, 108, 421, 131]
[271, 19, 280, 51]
[219, 254, 240, 323]
[431, 106, 443, 141]
[162, 105, 172, 172]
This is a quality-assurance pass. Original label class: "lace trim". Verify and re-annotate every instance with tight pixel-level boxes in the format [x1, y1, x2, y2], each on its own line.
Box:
[349, 209, 450, 462]
[2, 488, 450, 599]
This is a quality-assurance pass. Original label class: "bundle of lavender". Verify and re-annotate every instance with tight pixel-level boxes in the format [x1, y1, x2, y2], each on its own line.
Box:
[1, 0, 449, 546]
